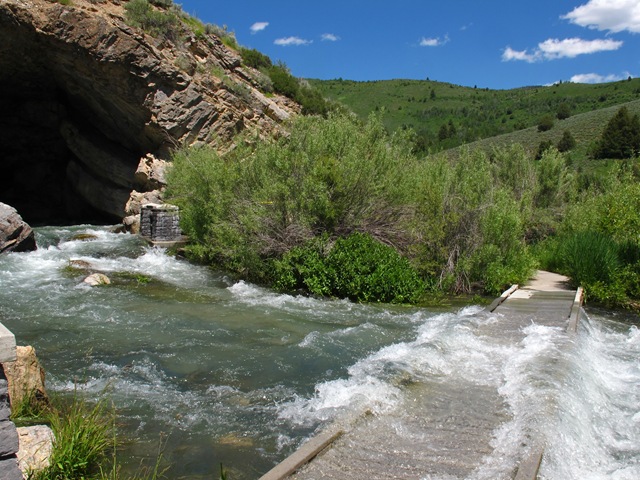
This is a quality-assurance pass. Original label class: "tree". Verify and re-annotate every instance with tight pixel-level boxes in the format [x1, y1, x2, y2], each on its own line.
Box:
[556, 103, 572, 120]
[557, 130, 576, 152]
[538, 114, 554, 132]
[594, 106, 640, 159]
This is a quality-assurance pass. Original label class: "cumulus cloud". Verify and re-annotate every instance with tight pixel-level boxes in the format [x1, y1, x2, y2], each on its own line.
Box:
[502, 37, 623, 62]
[274, 36, 312, 46]
[419, 35, 449, 47]
[570, 72, 629, 83]
[563, 0, 640, 33]
[539, 37, 622, 58]
[321, 33, 340, 41]
[250, 22, 269, 34]
[502, 47, 537, 62]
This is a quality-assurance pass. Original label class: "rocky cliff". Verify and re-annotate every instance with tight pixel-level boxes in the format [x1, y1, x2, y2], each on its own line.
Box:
[0, 0, 297, 224]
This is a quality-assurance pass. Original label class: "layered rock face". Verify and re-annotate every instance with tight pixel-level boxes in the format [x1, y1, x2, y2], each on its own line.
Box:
[0, 0, 296, 225]
[0, 203, 36, 254]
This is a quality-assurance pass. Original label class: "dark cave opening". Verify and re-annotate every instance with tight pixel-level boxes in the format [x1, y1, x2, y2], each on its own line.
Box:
[0, 85, 117, 226]
[0, 65, 148, 226]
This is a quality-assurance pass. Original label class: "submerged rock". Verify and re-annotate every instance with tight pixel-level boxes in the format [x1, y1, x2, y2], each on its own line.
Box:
[0, 203, 36, 254]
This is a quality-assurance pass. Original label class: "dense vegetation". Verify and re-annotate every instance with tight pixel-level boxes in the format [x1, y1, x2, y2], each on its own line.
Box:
[310, 77, 640, 152]
[167, 106, 640, 308]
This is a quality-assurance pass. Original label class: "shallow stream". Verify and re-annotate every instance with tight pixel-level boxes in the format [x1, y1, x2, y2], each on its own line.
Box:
[0, 226, 638, 479]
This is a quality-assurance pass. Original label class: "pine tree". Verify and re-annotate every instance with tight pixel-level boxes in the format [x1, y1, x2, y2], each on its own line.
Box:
[595, 106, 640, 159]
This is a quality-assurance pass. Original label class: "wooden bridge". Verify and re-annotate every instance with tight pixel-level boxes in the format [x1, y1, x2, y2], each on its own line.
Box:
[260, 271, 583, 480]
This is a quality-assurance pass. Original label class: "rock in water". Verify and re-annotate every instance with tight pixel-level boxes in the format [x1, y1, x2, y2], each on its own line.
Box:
[83, 273, 111, 286]
[0, 203, 36, 254]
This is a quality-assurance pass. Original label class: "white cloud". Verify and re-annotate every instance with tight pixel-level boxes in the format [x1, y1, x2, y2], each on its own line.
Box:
[321, 33, 340, 42]
[250, 22, 269, 34]
[539, 37, 623, 58]
[502, 37, 623, 62]
[570, 72, 629, 83]
[502, 47, 537, 62]
[563, 0, 640, 33]
[274, 36, 312, 46]
[419, 35, 449, 47]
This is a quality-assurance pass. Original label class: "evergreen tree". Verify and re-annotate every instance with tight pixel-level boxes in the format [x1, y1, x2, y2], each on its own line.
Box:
[595, 106, 640, 159]
[557, 130, 576, 152]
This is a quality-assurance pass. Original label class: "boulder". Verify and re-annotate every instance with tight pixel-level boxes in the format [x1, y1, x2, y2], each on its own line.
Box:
[16, 425, 53, 474]
[83, 273, 111, 286]
[0, 203, 36, 254]
[2, 346, 48, 408]
[134, 154, 169, 191]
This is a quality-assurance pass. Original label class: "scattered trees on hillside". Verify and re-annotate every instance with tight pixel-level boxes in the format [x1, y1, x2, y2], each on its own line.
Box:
[594, 106, 640, 159]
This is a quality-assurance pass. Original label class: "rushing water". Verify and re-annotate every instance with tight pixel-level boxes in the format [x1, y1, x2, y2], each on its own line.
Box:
[0, 226, 638, 479]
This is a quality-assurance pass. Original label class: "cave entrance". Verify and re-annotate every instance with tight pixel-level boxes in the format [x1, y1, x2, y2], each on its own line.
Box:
[0, 85, 119, 226]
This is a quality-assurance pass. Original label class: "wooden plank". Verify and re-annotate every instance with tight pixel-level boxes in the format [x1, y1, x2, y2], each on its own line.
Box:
[259, 429, 344, 480]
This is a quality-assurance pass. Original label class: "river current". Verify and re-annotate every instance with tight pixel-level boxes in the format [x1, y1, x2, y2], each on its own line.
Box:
[0, 226, 638, 479]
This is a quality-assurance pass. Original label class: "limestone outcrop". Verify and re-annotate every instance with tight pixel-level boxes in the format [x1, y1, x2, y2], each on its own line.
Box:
[0, 203, 36, 254]
[0, 0, 297, 224]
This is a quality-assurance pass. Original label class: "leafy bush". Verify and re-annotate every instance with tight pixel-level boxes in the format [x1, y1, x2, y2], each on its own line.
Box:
[556, 102, 572, 120]
[167, 113, 420, 284]
[240, 48, 273, 70]
[537, 114, 555, 132]
[274, 233, 425, 303]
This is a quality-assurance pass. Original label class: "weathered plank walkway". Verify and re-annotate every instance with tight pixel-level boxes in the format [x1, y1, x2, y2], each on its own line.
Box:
[260, 271, 582, 480]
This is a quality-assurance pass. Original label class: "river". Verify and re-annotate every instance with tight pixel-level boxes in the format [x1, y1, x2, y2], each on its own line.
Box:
[0, 226, 638, 479]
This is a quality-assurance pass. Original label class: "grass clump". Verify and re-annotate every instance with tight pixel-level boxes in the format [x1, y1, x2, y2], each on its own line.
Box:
[28, 395, 112, 480]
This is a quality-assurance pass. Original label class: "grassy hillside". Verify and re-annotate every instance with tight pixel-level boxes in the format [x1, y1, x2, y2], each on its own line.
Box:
[309, 77, 640, 151]
[451, 99, 640, 156]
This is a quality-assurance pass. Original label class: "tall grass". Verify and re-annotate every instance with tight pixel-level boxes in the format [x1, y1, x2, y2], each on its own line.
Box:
[30, 395, 113, 480]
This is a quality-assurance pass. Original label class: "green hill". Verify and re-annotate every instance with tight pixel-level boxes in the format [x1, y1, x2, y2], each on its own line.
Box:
[309, 78, 640, 151]
[451, 98, 640, 157]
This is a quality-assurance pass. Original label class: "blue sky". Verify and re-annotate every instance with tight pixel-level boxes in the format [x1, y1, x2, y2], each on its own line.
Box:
[178, 0, 640, 89]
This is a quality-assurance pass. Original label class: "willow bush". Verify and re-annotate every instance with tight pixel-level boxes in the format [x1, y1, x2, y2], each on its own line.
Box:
[167, 114, 545, 301]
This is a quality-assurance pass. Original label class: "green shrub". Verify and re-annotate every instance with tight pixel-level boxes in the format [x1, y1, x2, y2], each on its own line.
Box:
[274, 233, 425, 303]
[124, 0, 179, 41]
[470, 190, 534, 295]
[537, 114, 555, 132]
[273, 236, 334, 296]
[167, 113, 421, 285]
[240, 48, 273, 70]
[327, 233, 425, 303]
